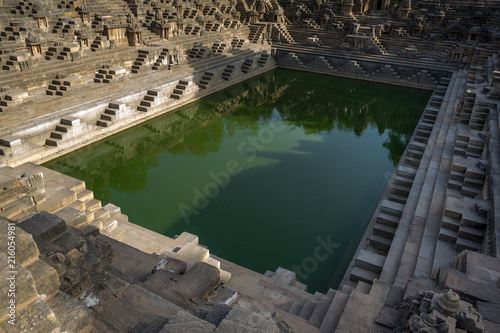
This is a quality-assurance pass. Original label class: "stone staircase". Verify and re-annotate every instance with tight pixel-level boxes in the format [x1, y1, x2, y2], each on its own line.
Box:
[221, 64, 235, 80]
[96, 102, 128, 127]
[198, 71, 214, 89]
[347, 72, 459, 287]
[170, 80, 195, 100]
[240, 58, 254, 73]
[231, 36, 246, 48]
[137, 89, 162, 112]
[131, 50, 151, 74]
[212, 40, 228, 54]
[248, 23, 266, 43]
[0, 163, 253, 332]
[257, 52, 270, 67]
[188, 46, 211, 59]
[46, 75, 81, 96]
[93, 65, 128, 83]
[44, 117, 84, 147]
[275, 23, 295, 43]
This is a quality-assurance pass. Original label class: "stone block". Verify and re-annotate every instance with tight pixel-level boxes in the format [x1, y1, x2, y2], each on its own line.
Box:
[214, 299, 279, 333]
[208, 285, 238, 306]
[161, 310, 216, 333]
[15, 298, 60, 333]
[45, 291, 93, 333]
[55, 206, 86, 227]
[26, 259, 60, 298]
[443, 270, 500, 305]
[0, 218, 40, 266]
[0, 254, 39, 314]
[52, 231, 85, 254]
[0, 136, 21, 147]
[477, 301, 500, 325]
[142, 316, 169, 333]
[19, 211, 67, 242]
[273, 267, 296, 285]
[205, 302, 231, 326]
[162, 262, 220, 303]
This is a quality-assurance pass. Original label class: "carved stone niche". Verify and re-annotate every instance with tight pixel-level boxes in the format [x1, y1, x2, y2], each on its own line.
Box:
[26, 33, 42, 56]
[76, 5, 92, 24]
[34, 14, 49, 30]
[395, 290, 486, 333]
[104, 24, 129, 47]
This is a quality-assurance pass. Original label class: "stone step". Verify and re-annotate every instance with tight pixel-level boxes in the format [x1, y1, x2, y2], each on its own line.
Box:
[404, 155, 421, 167]
[461, 185, 482, 197]
[458, 225, 484, 243]
[373, 223, 396, 239]
[455, 237, 482, 252]
[438, 227, 458, 243]
[463, 176, 484, 189]
[379, 199, 404, 217]
[335, 290, 384, 332]
[355, 280, 372, 294]
[368, 234, 392, 252]
[350, 265, 379, 284]
[46, 291, 93, 333]
[461, 206, 486, 229]
[376, 213, 400, 228]
[298, 299, 318, 321]
[388, 193, 407, 205]
[289, 296, 307, 316]
[308, 294, 334, 328]
[85, 198, 102, 212]
[318, 286, 352, 333]
[391, 184, 411, 196]
[441, 215, 460, 231]
[393, 175, 413, 188]
[354, 249, 386, 274]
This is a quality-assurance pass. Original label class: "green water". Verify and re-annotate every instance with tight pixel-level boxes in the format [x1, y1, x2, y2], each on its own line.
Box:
[44, 69, 431, 293]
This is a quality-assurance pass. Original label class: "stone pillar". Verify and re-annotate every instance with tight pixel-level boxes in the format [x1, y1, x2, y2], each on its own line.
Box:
[340, 0, 354, 15]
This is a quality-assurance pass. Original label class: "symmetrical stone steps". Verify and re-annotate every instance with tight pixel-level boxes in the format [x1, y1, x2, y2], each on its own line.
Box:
[45, 117, 82, 147]
[349, 74, 453, 287]
[94, 65, 127, 83]
[241, 58, 254, 73]
[222, 64, 235, 80]
[198, 71, 214, 89]
[138, 89, 162, 111]
[96, 102, 126, 127]
[46, 75, 81, 96]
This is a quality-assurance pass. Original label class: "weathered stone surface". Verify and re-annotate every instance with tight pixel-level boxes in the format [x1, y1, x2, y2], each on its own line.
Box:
[208, 285, 238, 306]
[55, 206, 86, 227]
[0, 217, 40, 266]
[45, 291, 93, 333]
[0, 254, 39, 314]
[104, 284, 183, 330]
[19, 211, 67, 242]
[443, 270, 500, 305]
[153, 256, 187, 275]
[375, 305, 398, 329]
[205, 302, 232, 326]
[26, 259, 60, 298]
[52, 231, 86, 253]
[160, 309, 216, 333]
[214, 299, 280, 333]
[9, 298, 60, 333]
[141, 315, 169, 333]
[162, 262, 220, 303]
[477, 301, 500, 325]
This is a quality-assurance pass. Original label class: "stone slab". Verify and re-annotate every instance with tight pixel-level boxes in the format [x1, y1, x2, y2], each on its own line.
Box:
[214, 299, 279, 333]
[443, 270, 500, 305]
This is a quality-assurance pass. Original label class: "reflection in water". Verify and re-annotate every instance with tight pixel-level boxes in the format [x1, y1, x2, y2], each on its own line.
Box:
[45, 69, 431, 292]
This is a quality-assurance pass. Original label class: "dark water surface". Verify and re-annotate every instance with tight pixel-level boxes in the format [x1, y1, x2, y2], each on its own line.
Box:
[45, 69, 431, 293]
